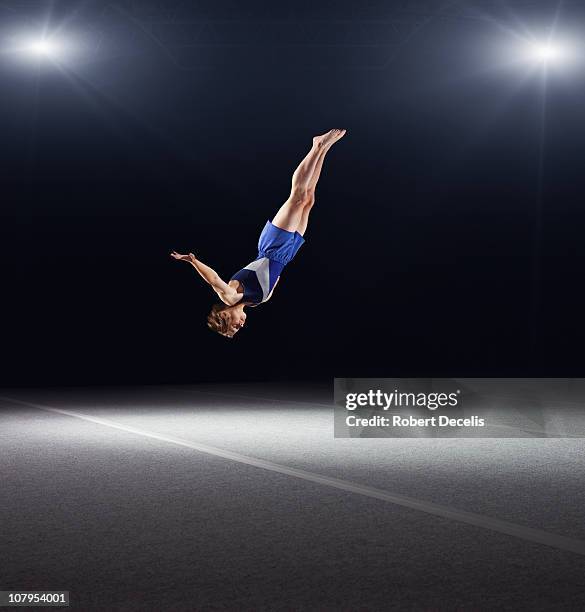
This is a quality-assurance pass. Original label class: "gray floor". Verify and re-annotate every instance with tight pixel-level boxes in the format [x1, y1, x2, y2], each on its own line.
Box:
[1, 384, 585, 611]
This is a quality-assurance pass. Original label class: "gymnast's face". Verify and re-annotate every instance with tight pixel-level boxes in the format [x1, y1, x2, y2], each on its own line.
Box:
[221, 308, 246, 338]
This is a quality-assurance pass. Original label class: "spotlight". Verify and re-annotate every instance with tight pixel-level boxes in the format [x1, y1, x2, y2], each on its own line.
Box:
[5, 32, 86, 66]
[29, 40, 56, 56]
[491, 33, 579, 74]
[27, 38, 62, 59]
[529, 42, 564, 64]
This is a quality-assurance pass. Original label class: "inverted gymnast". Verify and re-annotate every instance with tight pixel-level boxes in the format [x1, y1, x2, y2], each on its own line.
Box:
[171, 128, 346, 338]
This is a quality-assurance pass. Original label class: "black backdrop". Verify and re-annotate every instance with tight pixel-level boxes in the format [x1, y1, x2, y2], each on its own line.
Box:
[2, 1, 585, 385]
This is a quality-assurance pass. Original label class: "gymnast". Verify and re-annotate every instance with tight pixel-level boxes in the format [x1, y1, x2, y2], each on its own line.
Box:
[171, 128, 346, 338]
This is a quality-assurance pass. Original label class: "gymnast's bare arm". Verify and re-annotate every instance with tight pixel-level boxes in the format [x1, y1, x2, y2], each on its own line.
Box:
[170, 251, 241, 306]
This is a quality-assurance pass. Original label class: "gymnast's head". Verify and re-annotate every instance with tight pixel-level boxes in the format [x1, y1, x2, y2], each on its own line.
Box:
[207, 303, 247, 338]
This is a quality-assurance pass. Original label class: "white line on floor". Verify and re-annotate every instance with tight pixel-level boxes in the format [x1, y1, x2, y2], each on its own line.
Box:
[2, 394, 585, 557]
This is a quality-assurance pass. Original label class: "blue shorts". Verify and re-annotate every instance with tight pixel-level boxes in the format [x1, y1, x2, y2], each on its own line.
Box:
[257, 220, 305, 265]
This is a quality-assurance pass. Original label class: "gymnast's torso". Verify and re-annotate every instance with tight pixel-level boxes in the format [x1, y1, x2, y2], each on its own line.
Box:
[230, 257, 283, 306]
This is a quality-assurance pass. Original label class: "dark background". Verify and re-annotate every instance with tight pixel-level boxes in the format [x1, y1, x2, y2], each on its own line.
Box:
[1, 0, 585, 386]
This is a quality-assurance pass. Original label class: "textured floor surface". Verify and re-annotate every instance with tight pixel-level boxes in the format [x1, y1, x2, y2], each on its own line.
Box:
[1, 383, 585, 611]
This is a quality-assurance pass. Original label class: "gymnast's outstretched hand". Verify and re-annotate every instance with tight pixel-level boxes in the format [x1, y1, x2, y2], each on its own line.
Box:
[170, 251, 196, 263]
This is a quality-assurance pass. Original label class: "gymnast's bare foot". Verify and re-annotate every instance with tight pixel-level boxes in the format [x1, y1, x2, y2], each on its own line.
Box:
[313, 128, 346, 149]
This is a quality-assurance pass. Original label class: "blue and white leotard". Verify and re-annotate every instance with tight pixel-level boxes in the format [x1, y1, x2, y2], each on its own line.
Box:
[230, 220, 305, 306]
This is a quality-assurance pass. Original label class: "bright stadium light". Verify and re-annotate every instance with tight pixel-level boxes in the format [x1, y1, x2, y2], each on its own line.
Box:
[25, 37, 63, 60]
[2, 30, 92, 69]
[486, 31, 581, 76]
[528, 42, 565, 64]
[29, 40, 56, 56]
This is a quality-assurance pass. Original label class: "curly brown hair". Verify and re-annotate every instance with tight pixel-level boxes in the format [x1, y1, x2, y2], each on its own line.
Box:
[206, 304, 232, 338]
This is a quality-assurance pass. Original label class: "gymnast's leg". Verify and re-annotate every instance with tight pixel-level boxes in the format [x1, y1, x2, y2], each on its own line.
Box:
[272, 128, 346, 234]
[296, 131, 342, 236]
